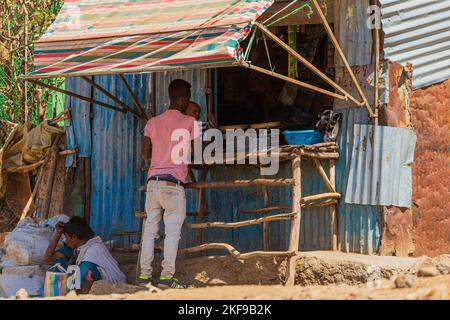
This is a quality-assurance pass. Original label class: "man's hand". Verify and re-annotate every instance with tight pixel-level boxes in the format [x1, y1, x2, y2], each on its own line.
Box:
[55, 221, 65, 235]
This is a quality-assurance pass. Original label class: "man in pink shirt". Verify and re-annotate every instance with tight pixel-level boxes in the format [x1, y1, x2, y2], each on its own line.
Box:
[139, 79, 198, 289]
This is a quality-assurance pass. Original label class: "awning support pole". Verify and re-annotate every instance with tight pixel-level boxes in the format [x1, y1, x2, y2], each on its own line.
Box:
[241, 62, 348, 101]
[254, 22, 364, 107]
[81, 76, 133, 113]
[28, 79, 125, 113]
[374, 25, 381, 126]
[119, 74, 149, 121]
[310, 0, 376, 118]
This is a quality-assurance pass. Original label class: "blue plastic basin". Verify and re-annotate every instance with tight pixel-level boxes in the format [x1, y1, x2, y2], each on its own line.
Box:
[283, 130, 324, 146]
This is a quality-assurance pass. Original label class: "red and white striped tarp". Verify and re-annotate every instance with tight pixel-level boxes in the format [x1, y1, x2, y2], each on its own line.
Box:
[25, 0, 273, 78]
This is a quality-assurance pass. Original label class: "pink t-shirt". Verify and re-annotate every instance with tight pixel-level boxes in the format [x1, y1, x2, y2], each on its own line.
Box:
[144, 109, 199, 183]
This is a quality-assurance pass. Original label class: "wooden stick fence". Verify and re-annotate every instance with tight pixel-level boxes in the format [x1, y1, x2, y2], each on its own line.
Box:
[137, 144, 340, 286]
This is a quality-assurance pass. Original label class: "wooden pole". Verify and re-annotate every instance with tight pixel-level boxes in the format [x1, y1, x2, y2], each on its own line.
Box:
[310, 0, 375, 118]
[330, 160, 338, 251]
[185, 178, 294, 189]
[286, 156, 301, 286]
[185, 213, 295, 229]
[29, 79, 125, 113]
[23, 3, 28, 123]
[241, 62, 348, 101]
[301, 192, 340, 203]
[179, 243, 294, 260]
[81, 76, 132, 113]
[313, 159, 336, 193]
[119, 74, 149, 121]
[195, 167, 210, 246]
[262, 185, 270, 251]
[374, 25, 381, 126]
[254, 22, 362, 107]
[41, 134, 63, 220]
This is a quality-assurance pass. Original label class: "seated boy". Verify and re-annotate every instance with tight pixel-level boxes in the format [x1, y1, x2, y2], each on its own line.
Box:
[44, 217, 126, 294]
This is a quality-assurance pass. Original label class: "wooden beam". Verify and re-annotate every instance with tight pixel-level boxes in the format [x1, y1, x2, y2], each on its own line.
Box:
[313, 159, 336, 193]
[241, 62, 348, 101]
[262, 185, 270, 251]
[179, 243, 295, 260]
[374, 25, 381, 125]
[81, 76, 132, 113]
[254, 22, 362, 107]
[302, 199, 338, 209]
[185, 178, 294, 189]
[301, 192, 340, 204]
[241, 206, 291, 214]
[28, 79, 125, 113]
[311, 0, 375, 118]
[330, 160, 338, 251]
[184, 213, 296, 229]
[42, 134, 63, 219]
[119, 74, 149, 121]
[286, 156, 301, 286]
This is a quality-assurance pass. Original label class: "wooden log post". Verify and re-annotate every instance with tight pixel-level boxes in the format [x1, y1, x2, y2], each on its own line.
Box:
[330, 160, 338, 251]
[286, 156, 301, 286]
[196, 167, 210, 246]
[262, 185, 270, 251]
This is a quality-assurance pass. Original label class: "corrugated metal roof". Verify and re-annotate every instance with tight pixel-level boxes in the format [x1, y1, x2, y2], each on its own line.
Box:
[345, 124, 417, 207]
[381, 0, 450, 89]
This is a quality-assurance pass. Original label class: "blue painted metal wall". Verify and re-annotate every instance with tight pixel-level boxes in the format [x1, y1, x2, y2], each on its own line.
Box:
[66, 74, 150, 241]
[65, 72, 337, 252]
[335, 108, 383, 254]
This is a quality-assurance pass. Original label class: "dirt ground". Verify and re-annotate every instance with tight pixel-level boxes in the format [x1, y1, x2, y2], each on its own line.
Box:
[31, 252, 450, 300]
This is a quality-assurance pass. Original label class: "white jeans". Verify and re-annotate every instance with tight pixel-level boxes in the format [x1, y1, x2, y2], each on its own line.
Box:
[140, 180, 186, 279]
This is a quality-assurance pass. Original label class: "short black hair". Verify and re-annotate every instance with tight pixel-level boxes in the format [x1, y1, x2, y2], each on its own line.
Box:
[168, 79, 191, 102]
[63, 217, 95, 241]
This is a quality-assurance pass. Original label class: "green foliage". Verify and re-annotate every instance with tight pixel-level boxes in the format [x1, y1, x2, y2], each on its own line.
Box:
[0, 0, 64, 128]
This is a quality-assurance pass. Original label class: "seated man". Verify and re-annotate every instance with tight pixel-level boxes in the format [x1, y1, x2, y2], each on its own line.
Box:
[44, 217, 126, 294]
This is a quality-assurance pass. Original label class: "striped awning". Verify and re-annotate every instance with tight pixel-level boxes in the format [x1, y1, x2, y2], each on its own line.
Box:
[25, 0, 273, 79]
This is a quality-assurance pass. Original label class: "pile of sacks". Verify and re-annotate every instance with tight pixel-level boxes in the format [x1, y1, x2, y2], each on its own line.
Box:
[0, 215, 69, 267]
[0, 215, 69, 298]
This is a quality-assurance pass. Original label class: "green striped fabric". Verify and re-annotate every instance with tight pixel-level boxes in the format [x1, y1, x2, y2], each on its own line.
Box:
[27, 0, 273, 78]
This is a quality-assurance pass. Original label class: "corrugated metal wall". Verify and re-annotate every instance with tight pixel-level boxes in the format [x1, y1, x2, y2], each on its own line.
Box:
[335, 108, 383, 254]
[380, 0, 450, 89]
[345, 124, 417, 207]
[66, 74, 150, 240]
[335, 0, 373, 67]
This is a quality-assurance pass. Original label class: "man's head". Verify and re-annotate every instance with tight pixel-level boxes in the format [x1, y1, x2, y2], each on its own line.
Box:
[168, 79, 191, 112]
[63, 217, 95, 249]
[185, 101, 201, 121]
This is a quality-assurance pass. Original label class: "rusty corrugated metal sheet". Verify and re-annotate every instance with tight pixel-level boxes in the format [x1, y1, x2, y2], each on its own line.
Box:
[380, 0, 450, 89]
[411, 79, 450, 257]
[335, 0, 373, 67]
[345, 124, 417, 208]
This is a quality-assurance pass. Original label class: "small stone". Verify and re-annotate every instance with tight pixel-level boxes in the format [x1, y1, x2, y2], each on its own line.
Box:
[66, 290, 78, 298]
[15, 288, 28, 300]
[394, 275, 416, 288]
[417, 266, 440, 277]
[145, 284, 162, 293]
